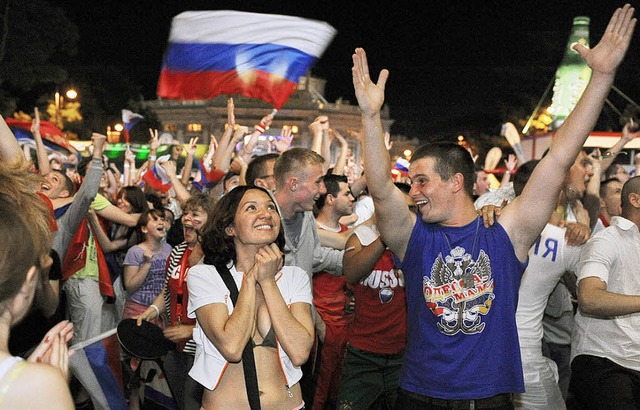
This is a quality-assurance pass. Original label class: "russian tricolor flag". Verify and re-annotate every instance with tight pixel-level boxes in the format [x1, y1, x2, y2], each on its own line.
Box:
[157, 11, 337, 109]
[122, 109, 144, 145]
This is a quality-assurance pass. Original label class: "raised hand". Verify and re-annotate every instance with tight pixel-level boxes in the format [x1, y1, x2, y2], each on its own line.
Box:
[227, 97, 235, 127]
[91, 133, 107, 158]
[159, 160, 177, 179]
[352, 48, 389, 116]
[504, 154, 518, 173]
[253, 243, 284, 285]
[186, 137, 199, 157]
[622, 118, 640, 141]
[124, 147, 135, 165]
[31, 107, 41, 135]
[149, 128, 160, 151]
[274, 126, 294, 153]
[573, 4, 636, 75]
[308, 115, 329, 135]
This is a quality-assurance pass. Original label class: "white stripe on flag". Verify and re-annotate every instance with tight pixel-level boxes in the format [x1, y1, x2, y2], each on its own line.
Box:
[168, 11, 337, 57]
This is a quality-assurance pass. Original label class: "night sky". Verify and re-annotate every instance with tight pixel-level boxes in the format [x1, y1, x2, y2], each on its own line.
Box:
[46, 0, 640, 140]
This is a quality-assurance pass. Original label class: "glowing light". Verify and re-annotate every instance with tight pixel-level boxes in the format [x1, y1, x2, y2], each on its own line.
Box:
[114, 123, 124, 132]
[65, 89, 78, 99]
[404, 149, 412, 158]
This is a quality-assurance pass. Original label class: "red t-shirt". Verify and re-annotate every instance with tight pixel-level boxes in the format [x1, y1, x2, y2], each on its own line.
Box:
[313, 224, 352, 327]
[349, 249, 407, 354]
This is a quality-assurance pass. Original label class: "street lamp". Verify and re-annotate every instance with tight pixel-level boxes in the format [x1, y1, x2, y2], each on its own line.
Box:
[53, 88, 78, 130]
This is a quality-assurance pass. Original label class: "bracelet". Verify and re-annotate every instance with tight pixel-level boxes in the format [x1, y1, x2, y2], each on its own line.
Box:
[148, 155, 157, 161]
[254, 124, 265, 134]
[504, 170, 511, 174]
[602, 151, 616, 159]
[150, 304, 160, 318]
[124, 163, 130, 168]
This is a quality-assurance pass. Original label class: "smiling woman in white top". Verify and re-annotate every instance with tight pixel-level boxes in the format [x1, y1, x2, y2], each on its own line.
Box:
[187, 185, 314, 410]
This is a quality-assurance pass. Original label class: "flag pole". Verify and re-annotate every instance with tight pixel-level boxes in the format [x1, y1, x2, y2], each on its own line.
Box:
[70, 327, 118, 351]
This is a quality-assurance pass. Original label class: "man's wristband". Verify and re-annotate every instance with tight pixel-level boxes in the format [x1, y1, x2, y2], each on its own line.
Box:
[148, 154, 157, 161]
[254, 124, 265, 134]
[602, 150, 616, 159]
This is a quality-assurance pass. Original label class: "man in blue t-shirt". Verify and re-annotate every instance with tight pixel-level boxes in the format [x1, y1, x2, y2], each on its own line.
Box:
[349, 5, 635, 408]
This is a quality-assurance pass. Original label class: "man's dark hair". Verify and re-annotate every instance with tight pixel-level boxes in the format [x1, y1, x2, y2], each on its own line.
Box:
[316, 173, 348, 210]
[621, 175, 640, 211]
[600, 177, 622, 198]
[604, 162, 625, 180]
[246, 153, 279, 186]
[412, 142, 475, 197]
[51, 169, 75, 196]
[513, 160, 540, 197]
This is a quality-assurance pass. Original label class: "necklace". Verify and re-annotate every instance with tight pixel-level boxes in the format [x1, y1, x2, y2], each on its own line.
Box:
[441, 217, 481, 259]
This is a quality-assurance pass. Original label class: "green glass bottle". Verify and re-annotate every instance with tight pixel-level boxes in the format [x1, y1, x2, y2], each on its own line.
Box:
[549, 16, 592, 130]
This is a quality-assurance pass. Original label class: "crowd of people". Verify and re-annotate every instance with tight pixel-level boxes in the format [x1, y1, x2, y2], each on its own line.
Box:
[0, 4, 639, 410]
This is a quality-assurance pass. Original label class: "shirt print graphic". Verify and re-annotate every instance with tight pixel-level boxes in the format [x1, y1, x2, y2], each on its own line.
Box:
[360, 268, 405, 303]
[424, 246, 494, 335]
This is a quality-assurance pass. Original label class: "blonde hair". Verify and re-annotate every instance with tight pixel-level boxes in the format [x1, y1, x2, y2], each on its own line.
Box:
[273, 148, 325, 190]
[0, 160, 52, 260]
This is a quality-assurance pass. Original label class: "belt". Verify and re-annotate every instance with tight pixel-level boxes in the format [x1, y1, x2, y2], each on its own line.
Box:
[402, 390, 513, 409]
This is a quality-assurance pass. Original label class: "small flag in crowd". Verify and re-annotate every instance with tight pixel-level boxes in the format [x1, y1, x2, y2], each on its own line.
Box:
[394, 157, 410, 176]
[157, 10, 337, 109]
[142, 155, 173, 193]
[69, 329, 128, 410]
[122, 110, 144, 145]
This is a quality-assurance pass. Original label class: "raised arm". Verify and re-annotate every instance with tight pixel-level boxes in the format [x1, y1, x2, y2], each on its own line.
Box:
[601, 119, 639, 170]
[95, 202, 140, 227]
[351, 48, 415, 259]
[87, 209, 128, 253]
[0, 114, 25, 162]
[51, 133, 107, 261]
[331, 129, 349, 175]
[160, 160, 191, 205]
[309, 116, 329, 158]
[240, 112, 273, 162]
[31, 108, 51, 175]
[500, 4, 636, 261]
[123, 147, 136, 187]
[180, 137, 198, 186]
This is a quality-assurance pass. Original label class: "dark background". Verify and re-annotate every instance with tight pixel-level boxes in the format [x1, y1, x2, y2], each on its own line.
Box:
[13, 0, 640, 141]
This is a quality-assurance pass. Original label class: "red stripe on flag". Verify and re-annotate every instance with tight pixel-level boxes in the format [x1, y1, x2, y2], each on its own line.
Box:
[157, 69, 297, 109]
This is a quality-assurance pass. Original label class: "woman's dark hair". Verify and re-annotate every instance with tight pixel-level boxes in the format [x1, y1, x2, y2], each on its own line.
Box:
[118, 186, 149, 213]
[201, 185, 285, 267]
[134, 208, 166, 244]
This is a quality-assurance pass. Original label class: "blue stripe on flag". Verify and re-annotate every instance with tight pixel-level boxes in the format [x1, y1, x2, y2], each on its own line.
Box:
[163, 42, 316, 83]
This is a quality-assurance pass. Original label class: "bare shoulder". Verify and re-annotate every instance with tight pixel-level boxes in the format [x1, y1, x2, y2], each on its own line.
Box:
[2, 363, 74, 409]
